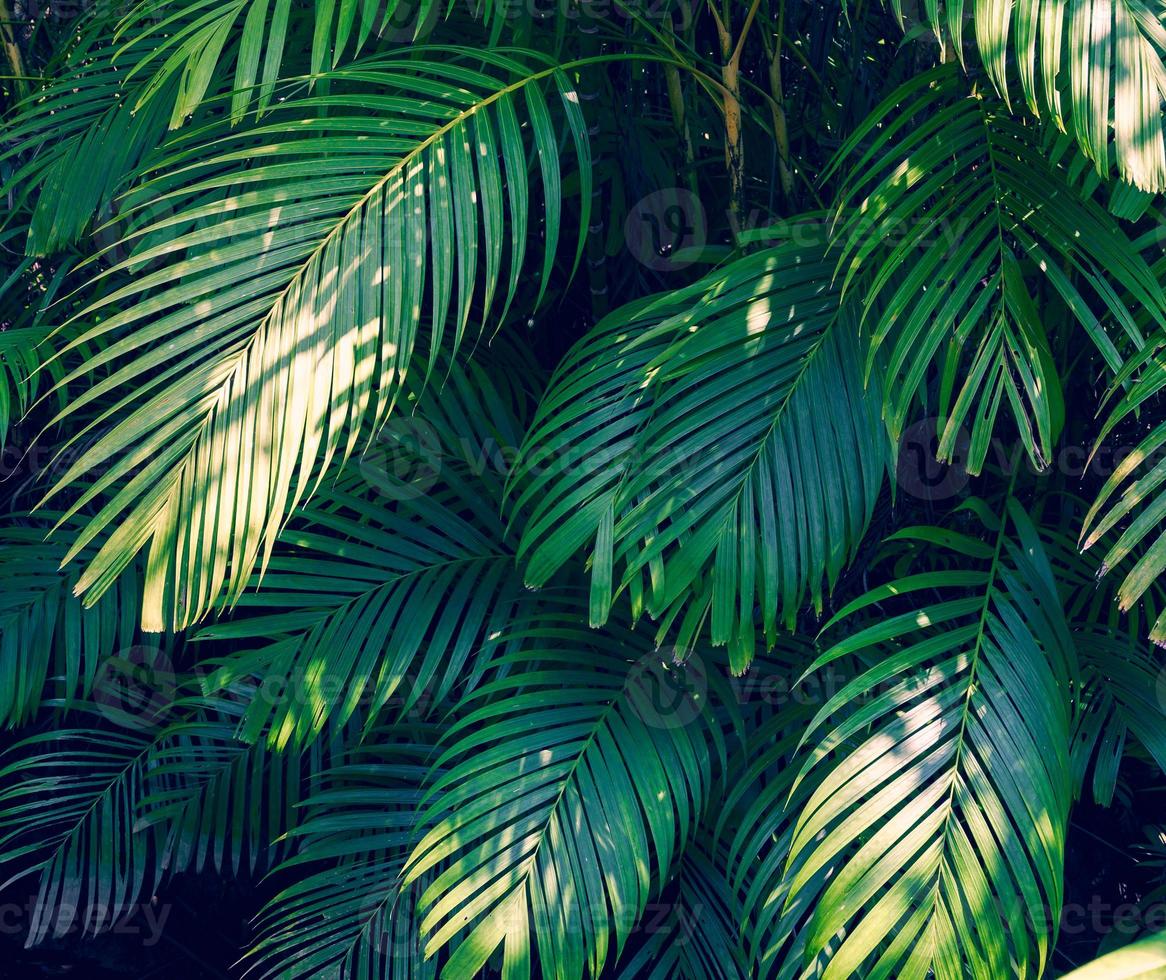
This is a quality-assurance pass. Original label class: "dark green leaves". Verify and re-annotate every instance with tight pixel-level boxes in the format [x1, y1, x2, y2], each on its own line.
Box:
[511, 243, 890, 673]
[784, 500, 1074, 978]
[831, 68, 1166, 475]
[43, 52, 589, 632]
[0, 516, 142, 728]
[1082, 339, 1166, 644]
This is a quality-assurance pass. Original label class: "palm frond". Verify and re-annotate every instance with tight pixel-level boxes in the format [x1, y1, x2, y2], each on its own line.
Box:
[884, 0, 1166, 191]
[612, 841, 751, 980]
[0, 514, 143, 727]
[1070, 630, 1166, 805]
[831, 67, 1166, 474]
[1058, 929, 1166, 978]
[718, 692, 826, 980]
[242, 731, 440, 980]
[0, 693, 338, 945]
[1081, 338, 1166, 644]
[402, 608, 724, 980]
[511, 241, 890, 673]
[42, 50, 589, 631]
[197, 355, 532, 749]
[1, 25, 176, 254]
[0, 227, 74, 441]
[783, 498, 1074, 978]
[114, 0, 386, 128]
[1038, 513, 1166, 803]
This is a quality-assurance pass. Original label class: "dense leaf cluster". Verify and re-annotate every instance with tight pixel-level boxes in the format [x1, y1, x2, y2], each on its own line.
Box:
[3, 1, 1166, 977]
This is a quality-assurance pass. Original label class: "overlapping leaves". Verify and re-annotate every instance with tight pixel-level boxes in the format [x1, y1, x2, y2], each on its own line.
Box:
[511, 242, 890, 672]
[42, 50, 589, 632]
[784, 499, 1074, 978]
[403, 610, 724, 980]
[885, 0, 1166, 191]
[831, 67, 1166, 475]
[0, 694, 342, 945]
[1081, 337, 1166, 644]
[197, 353, 533, 749]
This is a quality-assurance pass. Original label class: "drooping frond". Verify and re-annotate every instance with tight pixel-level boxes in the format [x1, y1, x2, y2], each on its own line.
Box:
[612, 841, 751, 980]
[403, 609, 724, 980]
[884, 0, 1166, 190]
[510, 242, 890, 673]
[1058, 930, 1166, 978]
[0, 694, 339, 944]
[1038, 515, 1166, 802]
[1082, 338, 1166, 645]
[6, 2, 382, 252]
[197, 354, 532, 749]
[241, 732, 439, 980]
[1069, 630, 1166, 804]
[0, 228, 72, 442]
[717, 673, 826, 980]
[42, 51, 590, 631]
[831, 67, 1166, 473]
[0, 515, 144, 727]
[784, 499, 1074, 978]
[113, 0, 386, 128]
[1, 26, 176, 254]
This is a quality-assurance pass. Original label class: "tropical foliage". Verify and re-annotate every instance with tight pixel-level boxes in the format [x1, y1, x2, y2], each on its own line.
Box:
[2, 0, 1166, 976]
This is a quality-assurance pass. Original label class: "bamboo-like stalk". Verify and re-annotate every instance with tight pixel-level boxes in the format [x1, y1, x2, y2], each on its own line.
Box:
[761, 1, 794, 203]
[708, 0, 760, 229]
[0, 0, 27, 101]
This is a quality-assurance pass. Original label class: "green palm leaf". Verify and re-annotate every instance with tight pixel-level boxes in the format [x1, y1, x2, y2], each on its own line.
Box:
[884, 0, 1166, 191]
[0, 515, 143, 727]
[197, 354, 532, 749]
[1081, 338, 1166, 644]
[1058, 930, 1166, 978]
[784, 499, 1074, 978]
[0, 693, 339, 945]
[1039, 514, 1166, 802]
[831, 67, 1166, 474]
[402, 609, 723, 980]
[1, 25, 176, 254]
[1069, 631, 1166, 805]
[115, 0, 387, 128]
[510, 241, 890, 673]
[42, 50, 589, 631]
[612, 841, 751, 980]
[718, 686, 826, 979]
[241, 731, 440, 979]
[0, 228, 73, 440]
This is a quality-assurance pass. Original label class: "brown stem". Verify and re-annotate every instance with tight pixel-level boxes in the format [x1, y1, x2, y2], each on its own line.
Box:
[0, 0, 27, 101]
[709, 0, 760, 230]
